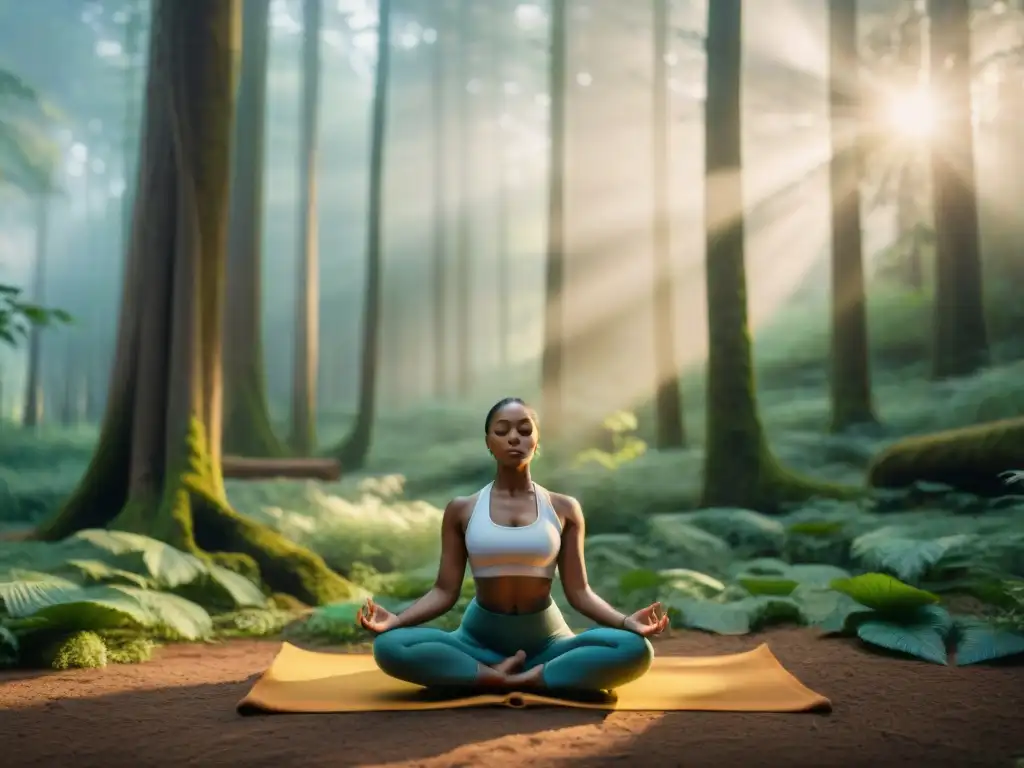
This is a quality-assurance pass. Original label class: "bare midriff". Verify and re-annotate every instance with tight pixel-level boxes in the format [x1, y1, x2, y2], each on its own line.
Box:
[473, 576, 554, 615]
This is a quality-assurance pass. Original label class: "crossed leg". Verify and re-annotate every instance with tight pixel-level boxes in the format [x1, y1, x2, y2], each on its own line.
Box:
[372, 627, 521, 688]
[374, 625, 653, 692]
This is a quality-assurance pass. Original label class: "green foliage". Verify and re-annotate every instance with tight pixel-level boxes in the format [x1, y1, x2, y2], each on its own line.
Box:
[45, 630, 108, 670]
[573, 411, 648, 470]
[0, 530, 301, 669]
[0, 284, 72, 349]
[855, 605, 954, 666]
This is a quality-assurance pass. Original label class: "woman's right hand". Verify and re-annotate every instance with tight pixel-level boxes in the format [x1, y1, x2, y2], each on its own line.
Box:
[357, 597, 401, 634]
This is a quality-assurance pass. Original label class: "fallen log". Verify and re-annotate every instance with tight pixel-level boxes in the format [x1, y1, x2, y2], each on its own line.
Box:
[867, 416, 1024, 497]
[221, 456, 343, 482]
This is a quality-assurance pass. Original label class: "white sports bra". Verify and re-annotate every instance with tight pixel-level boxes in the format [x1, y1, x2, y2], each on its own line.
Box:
[464, 482, 563, 579]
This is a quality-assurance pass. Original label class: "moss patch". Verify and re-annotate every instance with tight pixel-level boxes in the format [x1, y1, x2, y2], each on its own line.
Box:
[867, 417, 1024, 495]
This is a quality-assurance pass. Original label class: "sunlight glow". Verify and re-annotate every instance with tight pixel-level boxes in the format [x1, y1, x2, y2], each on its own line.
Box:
[884, 88, 936, 139]
[514, 3, 545, 30]
[95, 39, 122, 58]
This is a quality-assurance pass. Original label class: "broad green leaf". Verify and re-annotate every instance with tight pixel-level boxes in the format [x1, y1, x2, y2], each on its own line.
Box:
[790, 584, 868, 635]
[667, 597, 751, 635]
[71, 529, 159, 555]
[646, 515, 732, 566]
[788, 564, 851, 588]
[207, 565, 266, 608]
[786, 520, 845, 537]
[0, 580, 85, 617]
[111, 587, 212, 641]
[66, 559, 152, 588]
[71, 529, 206, 588]
[657, 568, 726, 599]
[830, 573, 939, 614]
[14, 585, 153, 631]
[315, 601, 363, 624]
[727, 557, 791, 578]
[0, 624, 17, 657]
[739, 577, 798, 596]
[955, 620, 1024, 666]
[619, 568, 664, 595]
[139, 546, 207, 589]
[680, 508, 785, 556]
[744, 595, 805, 629]
[855, 605, 953, 665]
[851, 532, 973, 583]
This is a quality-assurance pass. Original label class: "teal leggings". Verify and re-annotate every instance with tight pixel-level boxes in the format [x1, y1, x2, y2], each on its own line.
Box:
[372, 598, 653, 691]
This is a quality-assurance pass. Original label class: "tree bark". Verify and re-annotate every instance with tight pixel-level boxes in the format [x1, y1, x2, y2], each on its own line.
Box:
[894, 7, 926, 291]
[332, 0, 392, 471]
[700, 0, 848, 510]
[651, 0, 685, 449]
[222, 0, 286, 457]
[540, 0, 568, 441]
[35, 0, 354, 606]
[430, 1, 449, 398]
[289, 0, 322, 456]
[454, 0, 473, 397]
[22, 192, 50, 428]
[827, 0, 877, 432]
[928, 0, 989, 379]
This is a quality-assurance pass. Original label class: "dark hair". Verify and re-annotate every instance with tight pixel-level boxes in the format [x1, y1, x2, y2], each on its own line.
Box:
[484, 397, 537, 434]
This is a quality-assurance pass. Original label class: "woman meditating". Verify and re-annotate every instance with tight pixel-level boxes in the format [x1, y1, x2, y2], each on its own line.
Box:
[358, 397, 668, 692]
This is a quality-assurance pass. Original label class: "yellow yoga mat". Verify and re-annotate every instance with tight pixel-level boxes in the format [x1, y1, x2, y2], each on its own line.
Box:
[237, 642, 832, 714]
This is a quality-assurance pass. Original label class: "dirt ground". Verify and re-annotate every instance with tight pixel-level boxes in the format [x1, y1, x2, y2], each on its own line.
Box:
[1, 628, 1022, 768]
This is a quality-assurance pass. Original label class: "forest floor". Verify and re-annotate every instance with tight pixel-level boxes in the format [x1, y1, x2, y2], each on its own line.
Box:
[2, 628, 1022, 768]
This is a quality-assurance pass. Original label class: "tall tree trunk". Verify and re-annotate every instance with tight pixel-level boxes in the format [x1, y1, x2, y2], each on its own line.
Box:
[495, 3, 511, 371]
[289, 0, 322, 456]
[430, 1, 449, 398]
[36, 0, 353, 606]
[827, 0, 877, 432]
[540, 0, 568, 441]
[22, 193, 50, 429]
[333, 0, 392, 471]
[895, 7, 925, 291]
[222, 0, 285, 456]
[454, 1, 472, 397]
[700, 0, 836, 510]
[651, 0, 685, 449]
[121, 0, 147, 247]
[928, 0, 988, 379]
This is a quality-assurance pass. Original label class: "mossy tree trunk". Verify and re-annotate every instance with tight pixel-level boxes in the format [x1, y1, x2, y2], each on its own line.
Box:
[700, 0, 850, 511]
[928, 0, 989, 379]
[454, 0, 473, 398]
[35, 0, 354, 607]
[22, 192, 50, 429]
[540, 0, 568, 442]
[222, 0, 286, 457]
[651, 0, 685, 449]
[827, 0, 877, 432]
[430, 1, 449, 399]
[332, 0, 392, 472]
[289, 0, 322, 456]
[495, 2, 512, 371]
[894, 8, 926, 292]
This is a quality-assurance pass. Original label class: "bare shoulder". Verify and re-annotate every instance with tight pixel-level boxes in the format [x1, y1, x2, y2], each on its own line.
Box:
[547, 491, 584, 526]
[443, 495, 475, 528]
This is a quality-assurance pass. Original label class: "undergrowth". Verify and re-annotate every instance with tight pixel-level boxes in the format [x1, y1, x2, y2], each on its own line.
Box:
[3, 281, 1024, 669]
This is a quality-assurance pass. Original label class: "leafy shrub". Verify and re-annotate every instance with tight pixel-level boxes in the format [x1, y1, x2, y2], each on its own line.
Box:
[0, 530, 290, 669]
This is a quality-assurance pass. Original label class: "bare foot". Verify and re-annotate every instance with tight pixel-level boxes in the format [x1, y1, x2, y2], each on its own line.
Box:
[490, 651, 526, 676]
[503, 664, 545, 690]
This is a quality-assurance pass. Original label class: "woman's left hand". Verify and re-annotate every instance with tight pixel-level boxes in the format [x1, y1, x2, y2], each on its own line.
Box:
[623, 602, 670, 637]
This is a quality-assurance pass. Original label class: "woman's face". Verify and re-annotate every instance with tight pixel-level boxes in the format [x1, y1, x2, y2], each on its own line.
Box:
[485, 402, 538, 467]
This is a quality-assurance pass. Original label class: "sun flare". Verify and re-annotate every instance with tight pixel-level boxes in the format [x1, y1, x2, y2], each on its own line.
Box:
[883, 88, 937, 139]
